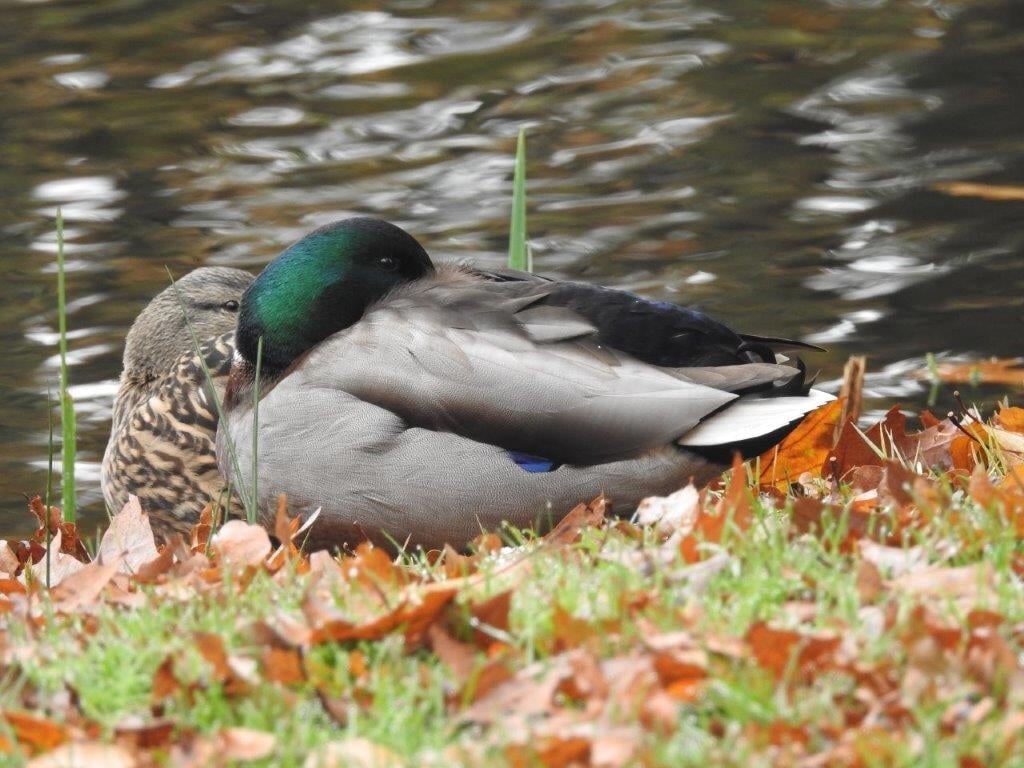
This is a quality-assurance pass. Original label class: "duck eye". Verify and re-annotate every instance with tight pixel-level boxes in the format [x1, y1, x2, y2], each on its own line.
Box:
[222, 300, 239, 312]
[378, 255, 398, 271]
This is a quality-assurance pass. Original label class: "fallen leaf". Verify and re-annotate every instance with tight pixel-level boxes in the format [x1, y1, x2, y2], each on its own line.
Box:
[428, 624, 476, 684]
[544, 495, 608, 546]
[469, 589, 512, 650]
[996, 406, 1024, 434]
[3, 711, 67, 754]
[746, 621, 841, 679]
[50, 557, 121, 611]
[760, 399, 844, 488]
[211, 521, 271, 568]
[26, 743, 135, 768]
[262, 647, 305, 686]
[855, 559, 883, 603]
[113, 718, 175, 750]
[506, 735, 591, 768]
[890, 563, 995, 606]
[304, 738, 404, 768]
[309, 581, 458, 648]
[217, 727, 276, 761]
[635, 485, 699, 537]
[934, 358, 1024, 387]
[932, 181, 1024, 201]
[96, 496, 159, 574]
[830, 406, 905, 477]
[28, 532, 86, 588]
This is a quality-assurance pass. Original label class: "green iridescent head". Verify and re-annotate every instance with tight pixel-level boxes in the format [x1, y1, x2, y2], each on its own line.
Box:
[237, 218, 434, 371]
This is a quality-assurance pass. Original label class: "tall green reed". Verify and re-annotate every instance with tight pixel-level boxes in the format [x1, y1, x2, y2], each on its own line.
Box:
[56, 210, 76, 522]
[507, 127, 532, 272]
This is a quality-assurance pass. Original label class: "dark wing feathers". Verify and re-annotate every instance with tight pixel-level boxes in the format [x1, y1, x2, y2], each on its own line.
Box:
[472, 267, 810, 370]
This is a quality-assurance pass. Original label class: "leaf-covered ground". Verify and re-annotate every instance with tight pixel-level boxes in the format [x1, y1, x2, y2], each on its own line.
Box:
[1, 400, 1024, 767]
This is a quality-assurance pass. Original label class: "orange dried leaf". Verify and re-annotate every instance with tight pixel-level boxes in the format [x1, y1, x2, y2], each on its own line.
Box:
[262, 647, 305, 686]
[3, 711, 66, 754]
[935, 358, 1024, 387]
[310, 582, 458, 647]
[746, 621, 840, 679]
[932, 181, 1024, 201]
[190, 503, 215, 553]
[759, 398, 844, 488]
[507, 736, 591, 768]
[544, 495, 608, 546]
[996, 406, 1024, 434]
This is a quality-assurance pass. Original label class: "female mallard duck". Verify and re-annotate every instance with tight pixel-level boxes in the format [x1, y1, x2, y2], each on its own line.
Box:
[220, 218, 831, 550]
[102, 267, 253, 539]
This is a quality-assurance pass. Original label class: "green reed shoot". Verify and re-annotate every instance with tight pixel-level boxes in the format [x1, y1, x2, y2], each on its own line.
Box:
[251, 335, 263, 524]
[56, 210, 77, 522]
[507, 126, 532, 272]
[46, 388, 54, 588]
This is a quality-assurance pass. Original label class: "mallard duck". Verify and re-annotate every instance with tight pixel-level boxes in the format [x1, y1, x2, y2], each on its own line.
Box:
[102, 267, 253, 539]
[219, 218, 832, 550]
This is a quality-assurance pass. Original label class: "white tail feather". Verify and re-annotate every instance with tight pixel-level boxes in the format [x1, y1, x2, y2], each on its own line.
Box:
[677, 388, 835, 447]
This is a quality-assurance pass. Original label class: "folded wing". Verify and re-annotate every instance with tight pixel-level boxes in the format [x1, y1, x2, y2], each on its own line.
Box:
[288, 269, 809, 464]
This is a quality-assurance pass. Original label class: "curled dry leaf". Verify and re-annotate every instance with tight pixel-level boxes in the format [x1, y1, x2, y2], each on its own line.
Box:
[26, 742, 136, 768]
[303, 738, 404, 768]
[746, 621, 841, 679]
[309, 581, 459, 648]
[544, 495, 608, 546]
[49, 557, 121, 612]
[2, 711, 67, 754]
[96, 496, 159, 574]
[27, 532, 86, 588]
[217, 727, 276, 761]
[932, 181, 1024, 201]
[635, 484, 699, 537]
[934, 357, 1024, 387]
[210, 521, 272, 568]
[759, 398, 844, 489]
[679, 455, 750, 563]
[890, 563, 995, 607]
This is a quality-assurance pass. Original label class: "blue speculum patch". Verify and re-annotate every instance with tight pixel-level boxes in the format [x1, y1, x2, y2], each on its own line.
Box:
[508, 451, 558, 473]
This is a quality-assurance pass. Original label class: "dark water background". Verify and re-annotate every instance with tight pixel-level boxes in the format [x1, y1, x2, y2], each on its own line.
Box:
[1, 0, 1022, 534]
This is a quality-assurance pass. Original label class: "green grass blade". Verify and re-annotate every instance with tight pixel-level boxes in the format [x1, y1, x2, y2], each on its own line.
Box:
[55, 209, 76, 522]
[165, 267, 255, 522]
[250, 336, 263, 525]
[507, 127, 530, 272]
[45, 388, 54, 588]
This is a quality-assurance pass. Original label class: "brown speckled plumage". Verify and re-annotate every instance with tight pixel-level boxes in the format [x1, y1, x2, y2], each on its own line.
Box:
[101, 268, 253, 541]
[102, 333, 240, 539]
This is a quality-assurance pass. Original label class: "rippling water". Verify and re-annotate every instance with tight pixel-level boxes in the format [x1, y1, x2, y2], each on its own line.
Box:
[2, 0, 1022, 533]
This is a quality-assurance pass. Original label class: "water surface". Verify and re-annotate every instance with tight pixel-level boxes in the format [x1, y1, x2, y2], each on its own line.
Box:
[2, 0, 1023, 533]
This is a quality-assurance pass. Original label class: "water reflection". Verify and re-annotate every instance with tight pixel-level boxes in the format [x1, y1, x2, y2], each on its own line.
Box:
[0, 0, 1021, 533]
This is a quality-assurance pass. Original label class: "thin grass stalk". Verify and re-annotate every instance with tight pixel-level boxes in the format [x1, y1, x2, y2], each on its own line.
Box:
[55, 210, 76, 522]
[250, 336, 263, 525]
[45, 388, 54, 589]
[165, 268, 255, 520]
[507, 127, 530, 272]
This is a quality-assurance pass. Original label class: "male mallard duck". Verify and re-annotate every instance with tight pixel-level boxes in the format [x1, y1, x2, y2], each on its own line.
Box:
[219, 218, 831, 550]
[102, 267, 253, 539]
